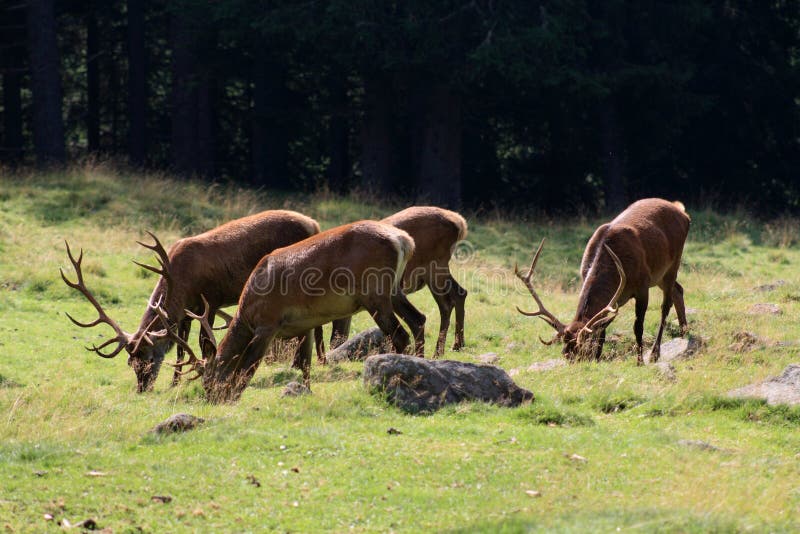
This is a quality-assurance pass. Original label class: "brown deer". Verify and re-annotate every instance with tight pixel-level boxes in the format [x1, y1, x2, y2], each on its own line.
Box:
[156, 220, 426, 403]
[514, 198, 690, 364]
[61, 210, 323, 392]
[325, 206, 468, 357]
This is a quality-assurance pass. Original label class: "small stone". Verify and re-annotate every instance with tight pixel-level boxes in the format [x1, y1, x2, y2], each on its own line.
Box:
[387, 427, 403, 435]
[747, 303, 782, 315]
[74, 518, 98, 530]
[527, 359, 566, 372]
[525, 490, 542, 498]
[678, 439, 720, 451]
[86, 470, 107, 477]
[476, 352, 499, 364]
[282, 381, 311, 397]
[644, 336, 703, 364]
[151, 495, 172, 504]
[754, 280, 787, 292]
[566, 453, 587, 463]
[151, 413, 204, 434]
[326, 327, 386, 362]
[43, 514, 53, 521]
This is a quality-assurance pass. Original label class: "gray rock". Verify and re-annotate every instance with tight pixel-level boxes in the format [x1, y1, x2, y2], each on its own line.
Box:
[727, 364, 800, 406]
[282, 381, 311, 397]
[151, 413, 204, 434]
[527, 359, 566, 372]
[364, 354, 534, 413]
[747, 303, 782, 315]
[644, 336, 703, 364]
[754, 280, 787, 292]
[326, 327, 387, 363]
[678, 439, 721, 452]
[476, 352, 500, 364]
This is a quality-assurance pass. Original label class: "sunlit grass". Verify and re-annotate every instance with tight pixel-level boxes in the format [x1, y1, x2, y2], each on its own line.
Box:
[1, 163, 799, 531]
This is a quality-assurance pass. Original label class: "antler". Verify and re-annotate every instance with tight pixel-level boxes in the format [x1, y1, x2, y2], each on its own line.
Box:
[576, 244, 627, 344]
[134, 230, 172, 294]
[60, 241, 133, 358]
[149, 295, 216, 380]
[514, 238, 566, 335]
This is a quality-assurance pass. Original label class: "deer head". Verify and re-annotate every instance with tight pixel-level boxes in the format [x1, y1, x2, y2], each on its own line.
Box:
[61, 233, 180, 392]
[514, 238, 626, 360]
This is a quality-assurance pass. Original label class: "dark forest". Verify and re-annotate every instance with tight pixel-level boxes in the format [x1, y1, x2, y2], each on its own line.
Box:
[1, 1, 798, 213]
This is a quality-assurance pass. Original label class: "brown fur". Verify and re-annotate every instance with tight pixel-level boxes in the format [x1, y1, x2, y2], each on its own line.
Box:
[522, 198, 690, 363]
[328, 207, 469, 357]
[202, 221, 427, 403]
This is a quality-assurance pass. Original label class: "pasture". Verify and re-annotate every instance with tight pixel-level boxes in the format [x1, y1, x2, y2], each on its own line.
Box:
[1, 166, 799, 532]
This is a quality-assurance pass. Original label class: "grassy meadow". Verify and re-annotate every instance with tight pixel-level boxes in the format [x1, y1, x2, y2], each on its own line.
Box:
[1, 165, 799, 532]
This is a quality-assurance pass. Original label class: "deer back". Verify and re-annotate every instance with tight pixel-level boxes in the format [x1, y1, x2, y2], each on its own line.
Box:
[233, 221, 414, 338]
[381, 206, 467, 293]
[574, 199, 689, 323]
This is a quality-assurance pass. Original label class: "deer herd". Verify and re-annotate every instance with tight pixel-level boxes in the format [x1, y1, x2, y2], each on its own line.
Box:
[62, 198, 690, 403]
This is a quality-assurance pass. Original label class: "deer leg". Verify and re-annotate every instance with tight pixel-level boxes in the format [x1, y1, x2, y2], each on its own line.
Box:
[651, 284, 674, 363]
[451, 277, 467, 351]
[430, 285, 453, 358]
[672, 281, 688, 335]
[171, 317, 192, 387]
[330, 317, 352, 350]
[634, 292, 649, 365]
[314, 325, 326, 364]
[295, 331, 314, 388]
[366, 303, 410, 355]
[391, 292, 426, 357]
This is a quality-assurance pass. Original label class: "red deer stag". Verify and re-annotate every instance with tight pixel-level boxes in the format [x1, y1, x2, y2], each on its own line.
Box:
[326, 206, 468, 357]
[61, 210, 322, 392]
[514, 198, 690, 364]
[156, 220, 426, 403]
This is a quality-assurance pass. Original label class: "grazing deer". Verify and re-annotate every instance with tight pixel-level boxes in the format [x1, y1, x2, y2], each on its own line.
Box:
[514, 198, 690, 363]
[61, 210, 322, 392]
[326, 206, 468, 357]
[158, 220, 426, 403]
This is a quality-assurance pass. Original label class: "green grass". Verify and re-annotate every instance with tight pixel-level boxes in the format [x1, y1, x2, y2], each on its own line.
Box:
[1, 163, 800, 531]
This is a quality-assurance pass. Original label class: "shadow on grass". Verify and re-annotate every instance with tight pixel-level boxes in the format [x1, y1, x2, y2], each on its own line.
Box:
[644, 394, 800, 426]
[249, 364, 360, 389]
[444, 507, 779, 533]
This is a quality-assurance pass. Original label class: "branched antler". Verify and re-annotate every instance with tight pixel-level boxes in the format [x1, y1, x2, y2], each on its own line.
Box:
[149, 295, 215, 380]
[514, 238, 566, 339]
[60, 241, 133, 358]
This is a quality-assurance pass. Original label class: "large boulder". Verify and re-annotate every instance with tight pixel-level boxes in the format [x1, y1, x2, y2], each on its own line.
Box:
[727, 364, 800, 406]
[326, 327, 386, 363]
[364, 354, 534, 413]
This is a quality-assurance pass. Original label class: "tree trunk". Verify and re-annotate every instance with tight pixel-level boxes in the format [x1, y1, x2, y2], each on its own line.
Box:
[416, 83, 462, 209]
[86, 6, 100, 153]
[127, 0, 147, 165]
[325, 77, 350, 193]
[26, 0, 65, 165]
[251, 55, 288, 188]
[360, 75, 393, 194]
[170, 12, 214, 177]
[601, 97, 626, 212]
[2, 71, 24, 164]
